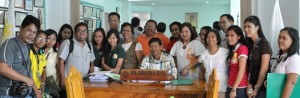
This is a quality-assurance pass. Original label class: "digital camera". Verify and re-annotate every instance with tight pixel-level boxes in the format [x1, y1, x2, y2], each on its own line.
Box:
[10, 81, 29, 97]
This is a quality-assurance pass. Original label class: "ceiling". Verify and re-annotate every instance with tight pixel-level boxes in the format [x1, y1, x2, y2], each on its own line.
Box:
[128, 0, 230, 6]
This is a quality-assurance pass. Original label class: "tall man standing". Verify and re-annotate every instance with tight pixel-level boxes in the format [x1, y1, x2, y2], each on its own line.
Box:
[58, 22, 95, 97]
[219, 14, 234, 48]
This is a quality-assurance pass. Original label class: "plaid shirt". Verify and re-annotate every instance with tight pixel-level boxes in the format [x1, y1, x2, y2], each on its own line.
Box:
[140, 53, 177, 79]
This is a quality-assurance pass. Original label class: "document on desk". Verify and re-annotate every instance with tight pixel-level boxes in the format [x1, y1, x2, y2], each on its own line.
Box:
[171, 79, 193, 85]
[105, 72, 120, 80]
[89, 71, 112, 76]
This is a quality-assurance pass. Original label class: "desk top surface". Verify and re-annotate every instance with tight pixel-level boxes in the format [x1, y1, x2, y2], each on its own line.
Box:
[83, 80, 206, 95]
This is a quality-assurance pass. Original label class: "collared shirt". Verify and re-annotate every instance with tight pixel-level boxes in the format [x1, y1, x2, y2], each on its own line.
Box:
[228, 43, 248, 88]
[140, 53, 177, 79]
[29, 45, 47, 89]
[103, 45, 126, 68]
[272, 53, 300, 75]
[58, 38, 95, 77]
[45, 48, 58, 81]
[0, 37, 32, 94]
[219, 31, 228, 48]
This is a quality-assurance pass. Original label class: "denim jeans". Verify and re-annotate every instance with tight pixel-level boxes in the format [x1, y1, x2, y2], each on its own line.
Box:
[225, 86, 247, 98]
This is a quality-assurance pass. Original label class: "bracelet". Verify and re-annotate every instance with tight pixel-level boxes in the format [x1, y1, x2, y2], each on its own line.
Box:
[231, 89, 236, 92]
[41, 83, 45, 86]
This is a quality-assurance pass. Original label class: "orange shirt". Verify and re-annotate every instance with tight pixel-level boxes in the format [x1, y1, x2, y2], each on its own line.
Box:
[136, 34, 152, 56]
[156, 32, 170, 49]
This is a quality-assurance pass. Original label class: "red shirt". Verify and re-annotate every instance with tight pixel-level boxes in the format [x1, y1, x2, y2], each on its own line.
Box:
[228, 44, 248, 88]
[166, 39, 178, 53]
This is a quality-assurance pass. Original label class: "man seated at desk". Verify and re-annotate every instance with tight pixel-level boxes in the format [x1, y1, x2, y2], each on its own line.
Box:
[140, 38, 177, 80]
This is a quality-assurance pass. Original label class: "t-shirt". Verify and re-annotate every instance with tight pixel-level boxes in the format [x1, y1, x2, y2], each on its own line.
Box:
[103, 45, 126, 68]
[170, 40, 205, 80]
[156, 33, 170, 49]
[199, 47, 228, 92]
[228, 43, 248, 88]
[272, 53, 300, 75]
[248, 38, 272, 90]
[93, 45, 105, 68]
[0, 38, 32, 94]
[121, 42, 142, 52]
[166, 39, 178, 53]
[136, 34, 152, 56]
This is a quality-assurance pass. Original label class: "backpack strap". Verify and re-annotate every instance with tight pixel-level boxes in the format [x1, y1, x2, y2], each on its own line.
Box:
[69, 39, 74, 54]
[86, 41, 91, 52]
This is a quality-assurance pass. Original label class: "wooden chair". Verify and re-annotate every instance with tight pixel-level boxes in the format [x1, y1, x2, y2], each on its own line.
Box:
[206, 68, 219, 98]
[66, 66, 85, 98]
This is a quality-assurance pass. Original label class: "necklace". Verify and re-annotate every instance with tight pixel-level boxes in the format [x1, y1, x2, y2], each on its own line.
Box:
[183, 41, 190, 49]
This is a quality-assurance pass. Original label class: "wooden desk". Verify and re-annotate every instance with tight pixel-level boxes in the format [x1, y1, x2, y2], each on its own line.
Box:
[84, 80, 206, 98]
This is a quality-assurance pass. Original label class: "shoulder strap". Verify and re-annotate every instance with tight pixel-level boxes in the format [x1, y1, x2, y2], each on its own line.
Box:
[69, 39, 74, 54]
[86, 41, 91, 52]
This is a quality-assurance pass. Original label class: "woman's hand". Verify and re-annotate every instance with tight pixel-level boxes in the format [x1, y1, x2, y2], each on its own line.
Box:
[249, 89, 258, 98]
[230, 90, 237, 98]
[247, 84, 253, 97]
[180, 69, 188, 76]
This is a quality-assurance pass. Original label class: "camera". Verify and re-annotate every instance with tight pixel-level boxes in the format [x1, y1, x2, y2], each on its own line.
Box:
[10, 81, 29, 97]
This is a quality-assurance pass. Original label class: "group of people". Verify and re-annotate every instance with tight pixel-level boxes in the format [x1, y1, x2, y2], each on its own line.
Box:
[0, 11, 298, 98]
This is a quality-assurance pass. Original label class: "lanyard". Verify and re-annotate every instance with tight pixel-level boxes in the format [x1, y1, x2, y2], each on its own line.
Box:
[14, 39, 30, 76]
[248, 38, 261, 81]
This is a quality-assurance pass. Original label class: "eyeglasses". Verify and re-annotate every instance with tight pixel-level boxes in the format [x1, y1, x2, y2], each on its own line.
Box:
[76, 29, 87, 33]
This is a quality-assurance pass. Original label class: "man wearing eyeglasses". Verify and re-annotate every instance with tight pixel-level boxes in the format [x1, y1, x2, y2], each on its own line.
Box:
[219, 14, 234, 48]
[0, 15, 42, 98]
[58, 22, 95, 97]
[136, 19, 158, 56]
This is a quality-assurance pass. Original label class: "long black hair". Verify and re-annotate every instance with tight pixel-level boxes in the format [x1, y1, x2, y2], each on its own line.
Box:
[92, 28, 107, 48]
[279, 27, 299, 61]
[244, 16, 266, 51]
[44, 29, 58, 52]
[57, 24, 73, 45]
[226, 25, 247, 60]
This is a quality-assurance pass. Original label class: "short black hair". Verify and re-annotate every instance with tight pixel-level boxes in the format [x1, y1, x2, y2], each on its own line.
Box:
[107, 29, 120, 44]
[169, 21, 181, 32]
[204, 29, 221, 46]
[279, 27, 299, 61]
[200, 26, 212, 34]
[157, 22, 166, 33]
[74, 22, 88, 33]
[148, 37, 162, 46]
[220, 14, 234, 22]
[21, 15, 40, 30]
[213, 21, 221, 31]
[145, 19, 157, 29]
[109, 12, 120, 20]
[121, 22, 134, 34]
[131, 17, 140, 27]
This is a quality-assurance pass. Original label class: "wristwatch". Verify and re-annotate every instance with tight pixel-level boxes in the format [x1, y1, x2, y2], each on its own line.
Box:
[248, 88, 253, 94]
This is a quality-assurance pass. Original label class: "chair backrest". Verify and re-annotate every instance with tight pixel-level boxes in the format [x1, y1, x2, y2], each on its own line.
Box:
[206, 68, 219, 98]
[66, 66, 85, 98]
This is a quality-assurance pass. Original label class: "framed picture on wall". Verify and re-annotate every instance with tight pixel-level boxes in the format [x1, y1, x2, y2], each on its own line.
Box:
[34, 0, 44, 7]
[0, 0, 9, 8]
[88, 20, 93, 28]
[0, 10, 5, 25]
[83, 6, 92, 18]
[185, 12, 198, 28]
[15, 11, 27, 27]
[80, 4, 83, 16]
[92, 8, 97, 17]
[24, 0, 33, 11]
[15, 0, 24, 8]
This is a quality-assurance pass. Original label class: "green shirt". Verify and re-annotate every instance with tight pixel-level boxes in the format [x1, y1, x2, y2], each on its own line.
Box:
[103, 45, 126, 68]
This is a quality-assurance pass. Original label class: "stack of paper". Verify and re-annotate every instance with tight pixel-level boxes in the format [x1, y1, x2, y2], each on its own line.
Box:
[89, 71, 111, 82]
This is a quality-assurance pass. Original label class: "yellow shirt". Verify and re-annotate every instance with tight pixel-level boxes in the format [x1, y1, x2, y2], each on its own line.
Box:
[30, 49, 47, 89]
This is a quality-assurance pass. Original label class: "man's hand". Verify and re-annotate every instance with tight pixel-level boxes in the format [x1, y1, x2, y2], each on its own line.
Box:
[24, 77, 34, 87]
[60, 78, 66, 90]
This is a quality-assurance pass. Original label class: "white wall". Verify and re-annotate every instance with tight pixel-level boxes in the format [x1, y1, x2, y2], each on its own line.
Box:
[139, 4, 230, 37]
[252, 0, 299, 55]
[45, 0, 70, 32]
[230, 0, 240, 26]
